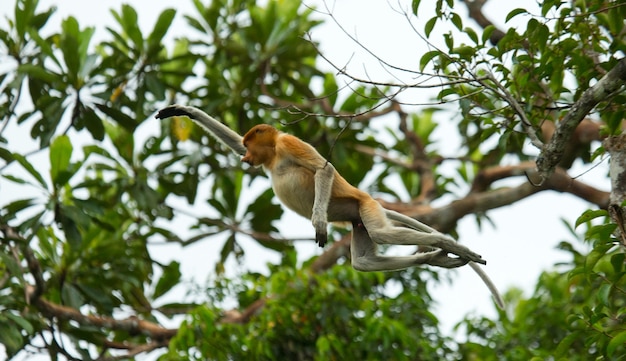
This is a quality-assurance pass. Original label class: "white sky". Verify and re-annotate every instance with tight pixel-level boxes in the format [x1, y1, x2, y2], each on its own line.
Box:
[0, 0, 610, 359]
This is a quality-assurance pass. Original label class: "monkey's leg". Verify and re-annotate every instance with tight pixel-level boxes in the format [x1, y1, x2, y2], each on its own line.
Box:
[360, 201, 486, 265]
[387, 209, 504, 307]
[350, 222, 468, 271]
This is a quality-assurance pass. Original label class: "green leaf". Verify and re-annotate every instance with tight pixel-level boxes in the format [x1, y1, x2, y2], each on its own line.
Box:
[411, 0, 421, 14]
[0, 315, 24, 357]
[4, 312, 34, 334]
[18, 63, 61, 83]
[60, 17, 81, 83]
[12, 153, 48, 189]
[443, 33, 453, 50]
[83, 144, 115, 161]
[482, 25, 496, 44]
[0, 251, 24, 280]
[96, 103, 138, 131]
[57, 204, 85, 249]
[49, 135, 73, 187]
[82, 106, 105, 140]
[78, 53, 98, 80]
[450, 13, 462, 31]
[425, 17, 437, 38]
[14, 0, 34, 38]
[506, 8, 527, 23]
[153, 261, 181, 299]
[606, 7, 624, 35]
[145, 72, 166, 100]
[420, 50, 439, 71]
[2, 174, 30, 185]
[610, 253, 625, 273]
[575, 209, 607, 228]
[585, 245, 612, 272]
[2, 198, 37, 217]
[596, 284, 612, 307]
[247, 188, 282, 234]
[0, 147, 13, 163]
[147, 8, 176, 55]
[452, 45, 475, 59]
[465, 27, 478, 44]
[62, 283, 85, 309]
[322, 73, 338, 106]
[555, 330, 582, 356]
[27, 26, 63, 69]
[77, 284, 113, 310]
[120, 4, 143, 51]
[219, 234, 236, 266]
[607, 330, 626, 357]
[31, 5, 56, 31]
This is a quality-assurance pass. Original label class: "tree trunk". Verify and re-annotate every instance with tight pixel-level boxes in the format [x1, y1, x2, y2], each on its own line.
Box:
[604, 134, 626, 246]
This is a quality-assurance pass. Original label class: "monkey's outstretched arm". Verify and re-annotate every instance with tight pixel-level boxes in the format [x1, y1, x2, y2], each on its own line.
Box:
[384, 209, 505, 309]
[156, 105, 247, 156]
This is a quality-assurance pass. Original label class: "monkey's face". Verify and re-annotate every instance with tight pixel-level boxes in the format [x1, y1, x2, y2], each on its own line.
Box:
[242, 125, 277, 167]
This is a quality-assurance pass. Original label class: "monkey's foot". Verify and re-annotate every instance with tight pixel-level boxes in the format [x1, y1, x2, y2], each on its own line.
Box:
[425, 250, 470, 268]
[434, 236, 486, 265]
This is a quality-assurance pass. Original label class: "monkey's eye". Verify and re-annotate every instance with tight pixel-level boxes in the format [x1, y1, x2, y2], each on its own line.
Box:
[255, 128, 263, 134]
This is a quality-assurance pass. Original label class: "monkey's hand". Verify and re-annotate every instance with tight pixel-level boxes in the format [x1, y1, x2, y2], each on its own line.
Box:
[155, 104, 192, 119]
[311, 212, 328, 247]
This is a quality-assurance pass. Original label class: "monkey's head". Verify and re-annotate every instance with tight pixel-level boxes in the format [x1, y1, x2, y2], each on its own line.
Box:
[242, 124, 278, 167]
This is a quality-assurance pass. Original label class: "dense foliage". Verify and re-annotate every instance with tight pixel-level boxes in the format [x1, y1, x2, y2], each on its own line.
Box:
[0, 0, 624, 359]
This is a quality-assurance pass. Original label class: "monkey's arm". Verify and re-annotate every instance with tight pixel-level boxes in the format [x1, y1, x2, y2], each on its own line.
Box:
[312, 162, 335, 247]
[156, 105, 247, 156]
[277, 135, 334, 247]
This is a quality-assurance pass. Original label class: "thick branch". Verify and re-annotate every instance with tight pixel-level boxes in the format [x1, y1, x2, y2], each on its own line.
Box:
[31, 293, 178, 340]
[380, 163, 609, 232]
[537, 57, 626, 181]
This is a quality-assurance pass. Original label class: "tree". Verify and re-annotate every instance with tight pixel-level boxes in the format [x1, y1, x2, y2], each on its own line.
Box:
[0, 0, 624, 359]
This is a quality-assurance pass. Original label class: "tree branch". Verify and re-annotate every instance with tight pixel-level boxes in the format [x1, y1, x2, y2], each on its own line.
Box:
[0, 221, 45, 301]
[0, 222, 178, 357]
[30, 293, 178, 340]
[537, 57, 626, 182]
[604, 134, 626, 246]
[380, 162, 609, 232]
[98, 340, 169, 361]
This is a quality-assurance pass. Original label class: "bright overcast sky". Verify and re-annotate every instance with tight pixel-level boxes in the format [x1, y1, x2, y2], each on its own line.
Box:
[1, 0, 610, 350]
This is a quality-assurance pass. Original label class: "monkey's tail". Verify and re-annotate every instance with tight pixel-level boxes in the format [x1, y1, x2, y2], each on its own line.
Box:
[469, 261, 505, 309]
[384, 209, 505, 309]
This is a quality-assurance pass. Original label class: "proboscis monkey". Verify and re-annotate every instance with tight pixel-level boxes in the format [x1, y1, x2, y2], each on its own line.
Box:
[156, 105, 504, 308]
